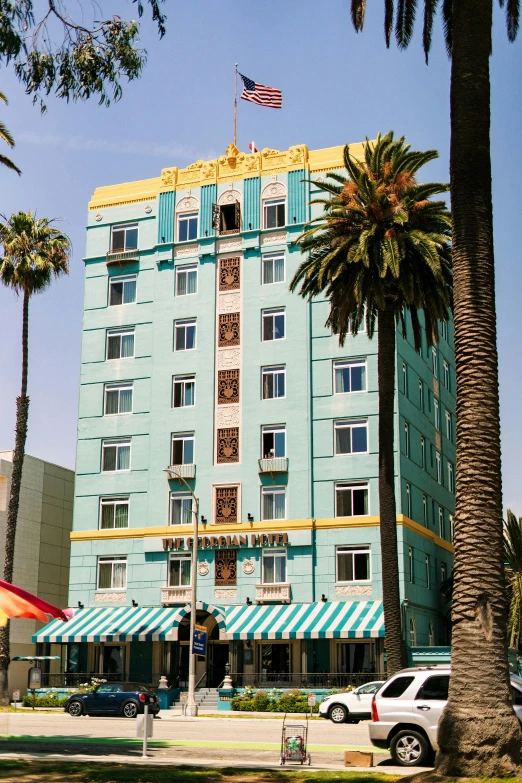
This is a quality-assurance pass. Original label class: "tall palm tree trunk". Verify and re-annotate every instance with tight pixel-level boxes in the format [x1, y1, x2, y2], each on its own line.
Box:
[436, 0, 522, 774]
[0, 292, 30, 701]
[378, 303, 407, 676]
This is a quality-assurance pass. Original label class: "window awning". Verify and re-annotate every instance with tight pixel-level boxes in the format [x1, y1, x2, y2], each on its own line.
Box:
[11, 656, 60, 661]
[225, 600, 384, 640]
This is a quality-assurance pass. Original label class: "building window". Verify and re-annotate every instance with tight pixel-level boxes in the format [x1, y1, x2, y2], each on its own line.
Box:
[111, 223, 138, 251]
[443, 359, 450, 389]
[173, 375, 195, 408]
[336, 545, 370, 582]
[432, 347, 438, 377]
[402, 362, 408, 396]
[404, 421, 410, 457]
[263, 198, 285, 229]
[171, 433, 194, 466]
[102, 439, 131, 472]
[425, 554, 431, 589]
[440, 320, 448, 340]
[98, 556, 127, 590]
[436, 451, 442, 484]
[219, 257, 240, 291]
[406, 483, 411, 518]
[335, 483, 369, 517]
[170, 492, 193, 525]
[408, 547, 414, 583]
[216, 427, 240, 464]
[109, 274, 136, 306]
[334, 359, 367, 394]
[169, 554, 191, 586]
[262, 486, 286, 521]
[434, 399, 440, 431]
[100, 497, 129, 529]
[174, 319, 196, 351]
[262, 366, 285, 400]
[445, 410, 452, 441]
[335, 419, 368, 455]
[215, 486, 239, 525]
[176, 264, 197, 296]
[441, 561, 447, 584]
[215, 549, 237, 585]
[214, 201, 241, 235]
[421, 436, 426, 469]
[448, 461, 454, 493]
[104, 383, 133, 415]
[106, 328, 135, 360]
[217, 369, 239, 405]
[409, 616, 416, 646]
[219, 312, 240, 347]
[423, 494, 428, 525]
[428, 621, 435, 647]
[262, 548, 287, 584]
[439, 507, 444, 538]
[177, 211, 198, 242]
[262, 252, 285, 284]
[262, 425, 286, 458]
[418, 379, 424, 411]
[262, 308, 285, 341]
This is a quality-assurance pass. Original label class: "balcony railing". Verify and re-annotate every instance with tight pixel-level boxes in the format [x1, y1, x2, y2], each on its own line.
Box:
[258, 457, 289, 474]
[106, 249, 140, 265]
[229, 671, 385, 689]
[161, 586, 192, 605]
[255, 583, 291, 603]
[167, 464, 196, 480]
[39, 672, 163, 689]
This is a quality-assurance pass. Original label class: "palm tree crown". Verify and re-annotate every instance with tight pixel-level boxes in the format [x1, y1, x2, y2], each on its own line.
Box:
[291, 132, 453, 345]
[0, 92, 21, 175]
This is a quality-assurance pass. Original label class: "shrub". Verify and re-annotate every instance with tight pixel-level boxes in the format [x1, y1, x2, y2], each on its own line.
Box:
[253, 689, 269, 710]
[22, 695, 68, 708]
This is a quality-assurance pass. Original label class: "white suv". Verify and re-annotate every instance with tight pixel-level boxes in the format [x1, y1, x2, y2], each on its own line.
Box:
[319, 681, 385, 723]
[369, 665, 522, 767]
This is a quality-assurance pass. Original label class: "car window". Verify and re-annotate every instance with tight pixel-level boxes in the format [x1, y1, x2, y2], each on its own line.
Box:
[357, 683, 378, 694]
[380, 676, 415, 698]
[512, 686, 522, 706]
[96, 683, 115, 693]
[123, 683, 148, 692]
[415, 675, 450, 701]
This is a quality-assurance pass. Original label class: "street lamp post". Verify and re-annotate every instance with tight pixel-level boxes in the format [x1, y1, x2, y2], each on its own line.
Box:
[164, 468, 199, 717]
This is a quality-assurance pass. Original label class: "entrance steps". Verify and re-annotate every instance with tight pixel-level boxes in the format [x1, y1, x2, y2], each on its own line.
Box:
[169, 686, 220, 713]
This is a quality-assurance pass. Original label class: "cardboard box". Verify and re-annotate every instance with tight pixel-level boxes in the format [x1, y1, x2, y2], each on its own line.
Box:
[344, 750, 374, 767]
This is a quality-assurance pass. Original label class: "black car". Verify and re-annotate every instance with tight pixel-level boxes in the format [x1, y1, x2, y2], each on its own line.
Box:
[64, 682, 160, 718]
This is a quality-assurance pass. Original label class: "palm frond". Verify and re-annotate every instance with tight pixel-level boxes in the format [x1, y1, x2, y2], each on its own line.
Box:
[385, 0, 394, 45]
[351, 0, 367, 30]
[506, 0, 520, 40]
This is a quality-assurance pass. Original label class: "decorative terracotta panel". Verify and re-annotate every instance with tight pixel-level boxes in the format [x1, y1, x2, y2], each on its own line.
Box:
[215, 486, 238, 524]
[218, 369, 240, 405]
[215, 549, 237, 586]
[217, 427, 239, 463]
[219, 313, 240, 347]
[219, 257, 241, 291]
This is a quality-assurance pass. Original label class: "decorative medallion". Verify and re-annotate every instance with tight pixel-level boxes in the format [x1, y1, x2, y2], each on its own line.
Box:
[218, 313, 240, 347]
[197, 560, 210, 576]
[218, 369, 240, 405]
[216, 405, 240, 427]
[218, 189, 242, 206]
[215, 549, 237, 586]
[242, 559, 255, 575]
[217, 427, 239, 463]
[215, 486, 238, 524]
[218, 292, 241, 313]
[219, 257, 241, 290]
[176, 196, 199, 213]
[217, 348, 241, 370]
[145, 204, 152, 214]
[95, 213, 103, 222]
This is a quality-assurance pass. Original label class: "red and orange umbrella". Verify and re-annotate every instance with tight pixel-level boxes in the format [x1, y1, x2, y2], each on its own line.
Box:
[0, 580, 69, 626]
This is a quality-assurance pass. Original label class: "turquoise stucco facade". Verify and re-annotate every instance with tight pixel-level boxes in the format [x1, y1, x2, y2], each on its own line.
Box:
[63, 142, 455, 687]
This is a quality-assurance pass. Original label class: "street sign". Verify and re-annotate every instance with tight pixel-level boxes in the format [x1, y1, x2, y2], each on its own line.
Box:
[28, 667, 42, 690]
[137, 711, 153, 738]
[307, 693, 317, 707]
[192, 623, 207, 656]
[12, 689, 20, 702]
[180, 691, 188, 704]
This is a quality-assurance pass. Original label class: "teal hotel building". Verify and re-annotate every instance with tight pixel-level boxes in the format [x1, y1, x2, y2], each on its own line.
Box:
[35, 141, 455, 691]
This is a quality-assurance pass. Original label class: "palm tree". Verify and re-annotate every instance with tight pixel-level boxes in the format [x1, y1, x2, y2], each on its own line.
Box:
[349, 1, 522, 776]
[505, 510, 522, 651]
[0, 212, 71, 699]
[290, 132, 452, 677]
[0, 92, 21, 175]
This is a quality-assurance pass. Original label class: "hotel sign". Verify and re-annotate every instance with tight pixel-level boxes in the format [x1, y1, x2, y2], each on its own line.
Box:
[162, 532, 289, 551]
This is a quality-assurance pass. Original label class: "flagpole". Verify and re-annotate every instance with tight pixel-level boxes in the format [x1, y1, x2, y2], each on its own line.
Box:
[233, 63, 238, 146]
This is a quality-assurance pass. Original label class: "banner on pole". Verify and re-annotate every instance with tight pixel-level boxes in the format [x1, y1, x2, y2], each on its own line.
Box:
[192, 623, 207, 656]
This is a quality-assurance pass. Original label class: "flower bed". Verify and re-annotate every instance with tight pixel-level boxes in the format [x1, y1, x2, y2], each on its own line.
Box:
[230, 687, 318, 713]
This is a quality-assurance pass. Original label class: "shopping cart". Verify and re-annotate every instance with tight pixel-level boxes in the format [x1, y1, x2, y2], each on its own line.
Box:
[279, 713, 311, 765]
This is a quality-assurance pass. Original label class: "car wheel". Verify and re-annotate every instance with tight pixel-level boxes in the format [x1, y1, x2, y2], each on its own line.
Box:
[122, 701, 138, 718]
[67, 700, 83, 717]
[390, 730, 433, 767]
[329, 704, 348, 723]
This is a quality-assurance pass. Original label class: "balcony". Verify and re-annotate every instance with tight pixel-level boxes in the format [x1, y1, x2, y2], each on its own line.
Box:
[106, 249, 139, 265]
[166, 464, 196, 480]
[258, 457, 289, 474]
[161, 586, 192, 605]
[255, 583, 291, 603]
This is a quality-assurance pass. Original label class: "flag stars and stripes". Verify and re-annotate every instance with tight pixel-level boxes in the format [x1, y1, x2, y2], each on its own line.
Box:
[239, 73, 282, 109]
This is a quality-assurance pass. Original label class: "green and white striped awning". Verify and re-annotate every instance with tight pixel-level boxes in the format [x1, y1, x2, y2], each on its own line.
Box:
[225, 601, 385, 640]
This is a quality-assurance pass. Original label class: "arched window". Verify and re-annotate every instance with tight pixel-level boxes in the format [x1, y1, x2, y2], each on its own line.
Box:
[409, 616, 416, 647]
[214, 189, 242, 235]
[428, 621, 435, 647]
[176, 196, 199, 243]
[261, 182, 287, 229]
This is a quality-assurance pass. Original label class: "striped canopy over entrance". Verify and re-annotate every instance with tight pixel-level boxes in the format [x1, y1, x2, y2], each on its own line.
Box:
[225, 601, 384, 640]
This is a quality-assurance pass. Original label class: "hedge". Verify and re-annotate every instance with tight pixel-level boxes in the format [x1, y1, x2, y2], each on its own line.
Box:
[22, 695, 68, 708]
[231, 688, 320, 713]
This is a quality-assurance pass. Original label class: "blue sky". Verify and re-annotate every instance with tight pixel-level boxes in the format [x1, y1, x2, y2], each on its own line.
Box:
[0, 0, 520, 510]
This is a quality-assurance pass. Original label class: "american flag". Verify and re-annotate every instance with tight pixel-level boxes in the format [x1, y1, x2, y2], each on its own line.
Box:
[239, 73, 282, 109]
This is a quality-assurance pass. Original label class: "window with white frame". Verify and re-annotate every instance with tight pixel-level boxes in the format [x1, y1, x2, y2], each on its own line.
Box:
[419, 378, 424, 411]
[262, 486, 286, 521]
[440, 320, 448, 340]
[423, 494, 428, 525]
[402, 362, 408, 396]
[334, 359, 367, 394]
[262, 252, 285, 284]
[102, 439, 131, 472]
[176, 264, 198, 296]
[98, 556, 127, 590]
[406, 483, 411, 517]
[436, 451, 442, 484]
[335, 419, 368, 455]
[262, 308, 285, 341]
[173, 375, 195, 408]
[174, 319, 196, 351]
[434, 399, 440, 431]
[421, 436, 426, 469]
[404, 421, 410, 457]
[263, 198, 285, 229]
[262, 425, 286, 458]
[170, 492, 193, 525]
[336, 545, 370, 582]
[109, 274, 136, 306]
[409, 616, 416, 645]
[262, 548, 287, 583]
[428, 621, 435, 647]
[450, 514, 454, 542]
[335, 483, 368, 517]
[171, 433, 194, 466]
[448, 461, 454, 493]
[262, 365, 285, 400]
[445, 410, 452, 441]
[439, 507, 444, 538]
[432, 347, 438, 377]
[100, 497, 129, 529]
[408, 546, 414, 583]
[441, 561, 447, 584]
[111, 223, 138, 251]
[106, 328, 135, 360]
[177, 211, 198, 242]
[169, 553, 192, 586]
[104, 383, 133, 415]
[425, 554, 431, 589]
[443, 359, 450, 390]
